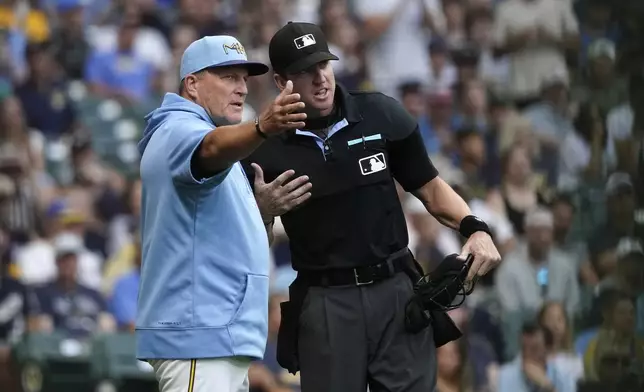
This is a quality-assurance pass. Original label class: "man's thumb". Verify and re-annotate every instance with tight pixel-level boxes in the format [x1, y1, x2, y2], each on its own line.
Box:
[251, 163, 265, 185]
[280, 80, 293, 96]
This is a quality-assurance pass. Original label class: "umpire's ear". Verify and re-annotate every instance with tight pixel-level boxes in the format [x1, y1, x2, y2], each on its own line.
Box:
[240, 159, 256, 192]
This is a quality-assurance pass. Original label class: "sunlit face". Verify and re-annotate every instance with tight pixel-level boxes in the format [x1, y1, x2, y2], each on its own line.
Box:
[279, 60, 336, 117]
[184, 67, 249, 124]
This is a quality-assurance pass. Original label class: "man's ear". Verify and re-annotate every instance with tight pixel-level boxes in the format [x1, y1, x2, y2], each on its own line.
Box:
[273, 73, 287, 91]
[183, 74, 199, 100]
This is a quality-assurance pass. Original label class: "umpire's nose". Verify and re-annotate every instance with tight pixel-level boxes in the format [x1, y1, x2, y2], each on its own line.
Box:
[312, 65, 326, 85]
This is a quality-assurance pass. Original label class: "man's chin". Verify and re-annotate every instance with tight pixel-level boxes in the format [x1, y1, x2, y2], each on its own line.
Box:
[222, 113, 243, 125]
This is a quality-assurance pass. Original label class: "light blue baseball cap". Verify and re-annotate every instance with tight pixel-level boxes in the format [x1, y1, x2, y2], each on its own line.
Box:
[179, 35, 269, 81]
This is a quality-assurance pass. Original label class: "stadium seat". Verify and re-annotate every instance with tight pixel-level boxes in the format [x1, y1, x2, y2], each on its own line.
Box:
[11, 332, 94, 392]
[90, 333, 157, 392]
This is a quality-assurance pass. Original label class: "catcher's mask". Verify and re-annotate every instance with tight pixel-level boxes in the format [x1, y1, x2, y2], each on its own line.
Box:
[404, 254, 476, 333]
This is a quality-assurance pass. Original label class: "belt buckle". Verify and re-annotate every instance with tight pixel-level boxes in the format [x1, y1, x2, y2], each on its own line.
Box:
[354, 268, 374, 286]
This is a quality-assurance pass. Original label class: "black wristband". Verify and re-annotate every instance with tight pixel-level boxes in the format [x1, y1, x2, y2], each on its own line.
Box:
[459, 215, 491, 238]
[255, 118, 267, 139]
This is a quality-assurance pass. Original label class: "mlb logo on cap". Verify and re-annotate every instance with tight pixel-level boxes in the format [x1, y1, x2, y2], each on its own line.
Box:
[359, 153, 387, 176]
[294, 34, 316, 49]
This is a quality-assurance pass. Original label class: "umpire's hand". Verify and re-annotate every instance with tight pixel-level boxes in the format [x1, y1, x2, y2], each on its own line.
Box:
[258, 80, 307, 135]
[251, 163, 312, 222]
[460, 232, 502, 282]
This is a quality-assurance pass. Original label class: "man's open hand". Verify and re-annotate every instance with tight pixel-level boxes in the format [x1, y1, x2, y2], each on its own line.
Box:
[258, 80, 307, 136]
[251, 163, 312, 222]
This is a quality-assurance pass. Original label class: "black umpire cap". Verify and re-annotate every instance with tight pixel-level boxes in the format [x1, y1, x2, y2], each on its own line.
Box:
[269, 22, 339, 74]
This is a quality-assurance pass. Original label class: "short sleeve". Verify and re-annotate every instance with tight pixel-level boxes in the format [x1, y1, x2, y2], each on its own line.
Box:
[380, 95, 438, 191]
[165, 125, 231, 186]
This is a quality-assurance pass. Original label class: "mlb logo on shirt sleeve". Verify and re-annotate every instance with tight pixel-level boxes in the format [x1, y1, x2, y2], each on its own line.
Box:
[294, 34, 316, 49]
[358, 153, 387, 176]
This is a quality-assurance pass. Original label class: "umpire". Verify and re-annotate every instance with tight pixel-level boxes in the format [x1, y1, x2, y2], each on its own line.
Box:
[244, 22, 501, 392]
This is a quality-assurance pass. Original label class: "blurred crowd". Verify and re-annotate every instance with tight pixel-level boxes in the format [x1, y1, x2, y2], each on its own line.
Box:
[0, 0, 643, 391]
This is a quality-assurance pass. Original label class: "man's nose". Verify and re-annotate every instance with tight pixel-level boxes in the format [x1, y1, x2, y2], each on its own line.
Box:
[237, 80, 248, 96]
[312, 68, 326, 84]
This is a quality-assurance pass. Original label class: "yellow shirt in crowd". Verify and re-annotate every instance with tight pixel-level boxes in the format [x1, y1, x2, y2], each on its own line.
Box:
[0, 6, 50, 43]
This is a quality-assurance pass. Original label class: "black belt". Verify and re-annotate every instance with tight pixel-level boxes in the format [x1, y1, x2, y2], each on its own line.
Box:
[297, 248, 412, 287]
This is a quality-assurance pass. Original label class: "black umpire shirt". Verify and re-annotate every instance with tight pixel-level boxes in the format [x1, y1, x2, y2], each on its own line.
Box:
[243, 85, 438, 271]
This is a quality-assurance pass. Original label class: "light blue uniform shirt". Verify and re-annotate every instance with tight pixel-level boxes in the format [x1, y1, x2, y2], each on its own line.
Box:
[135, 93, 270, 360]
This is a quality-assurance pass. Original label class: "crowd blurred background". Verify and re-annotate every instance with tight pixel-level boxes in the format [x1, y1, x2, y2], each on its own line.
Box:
[0, 0, 642, 391]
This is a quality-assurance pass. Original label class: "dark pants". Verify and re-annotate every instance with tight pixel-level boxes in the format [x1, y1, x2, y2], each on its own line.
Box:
[297, 272, 437, 392]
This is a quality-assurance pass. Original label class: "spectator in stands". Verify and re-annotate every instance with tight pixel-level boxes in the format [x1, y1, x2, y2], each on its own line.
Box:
[420, 90, 455, 156]
[442, 0, 467, 49]
[33, 235, 114, 338]
[452, 46, 481, 86]
[523, 70, 575, 185]
[108, 234, 140, 332]
[498, 323, 574, 392]
[571, 39, 627, 117]
[0, 95, 39, 243]
[537, 302, 584, 388]
[0, 0, 50, 44]
[447, 306, 502, 392]
[16, 202, 103, 288]
[453, 129, 488, 200]
[549, 194, 592, 283]
[583, 291, 644, 381]
[88, 1, 171, 73]
[495, 207, 579, 357]
[465, 6, 508, 91]
[85, 13, 156, 105]
[488, 144, 549, 236]
[427, 37, 457, 93]
[436, 339, 475, 392]
[0, 223, 38, 391]
[586, 173, 643, 282]
[355, 0, 445, 98]
[50, 0, 91, 80]
[606, 78, 638, 173]
[175, 0, 231, 38]
[399, 81, 426, 120]
[558, 102, 608, 191]
[15, 41, 77, 138]
[161, 22, 199, 94]
[577, 345, 636, 392]
[492, 0, 579, 107]
[452, 78, 488, 133]
[577, 0, 619, 67]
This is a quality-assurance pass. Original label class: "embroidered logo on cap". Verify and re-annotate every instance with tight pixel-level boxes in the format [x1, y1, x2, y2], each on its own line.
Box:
[294, 34, 316, 49]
